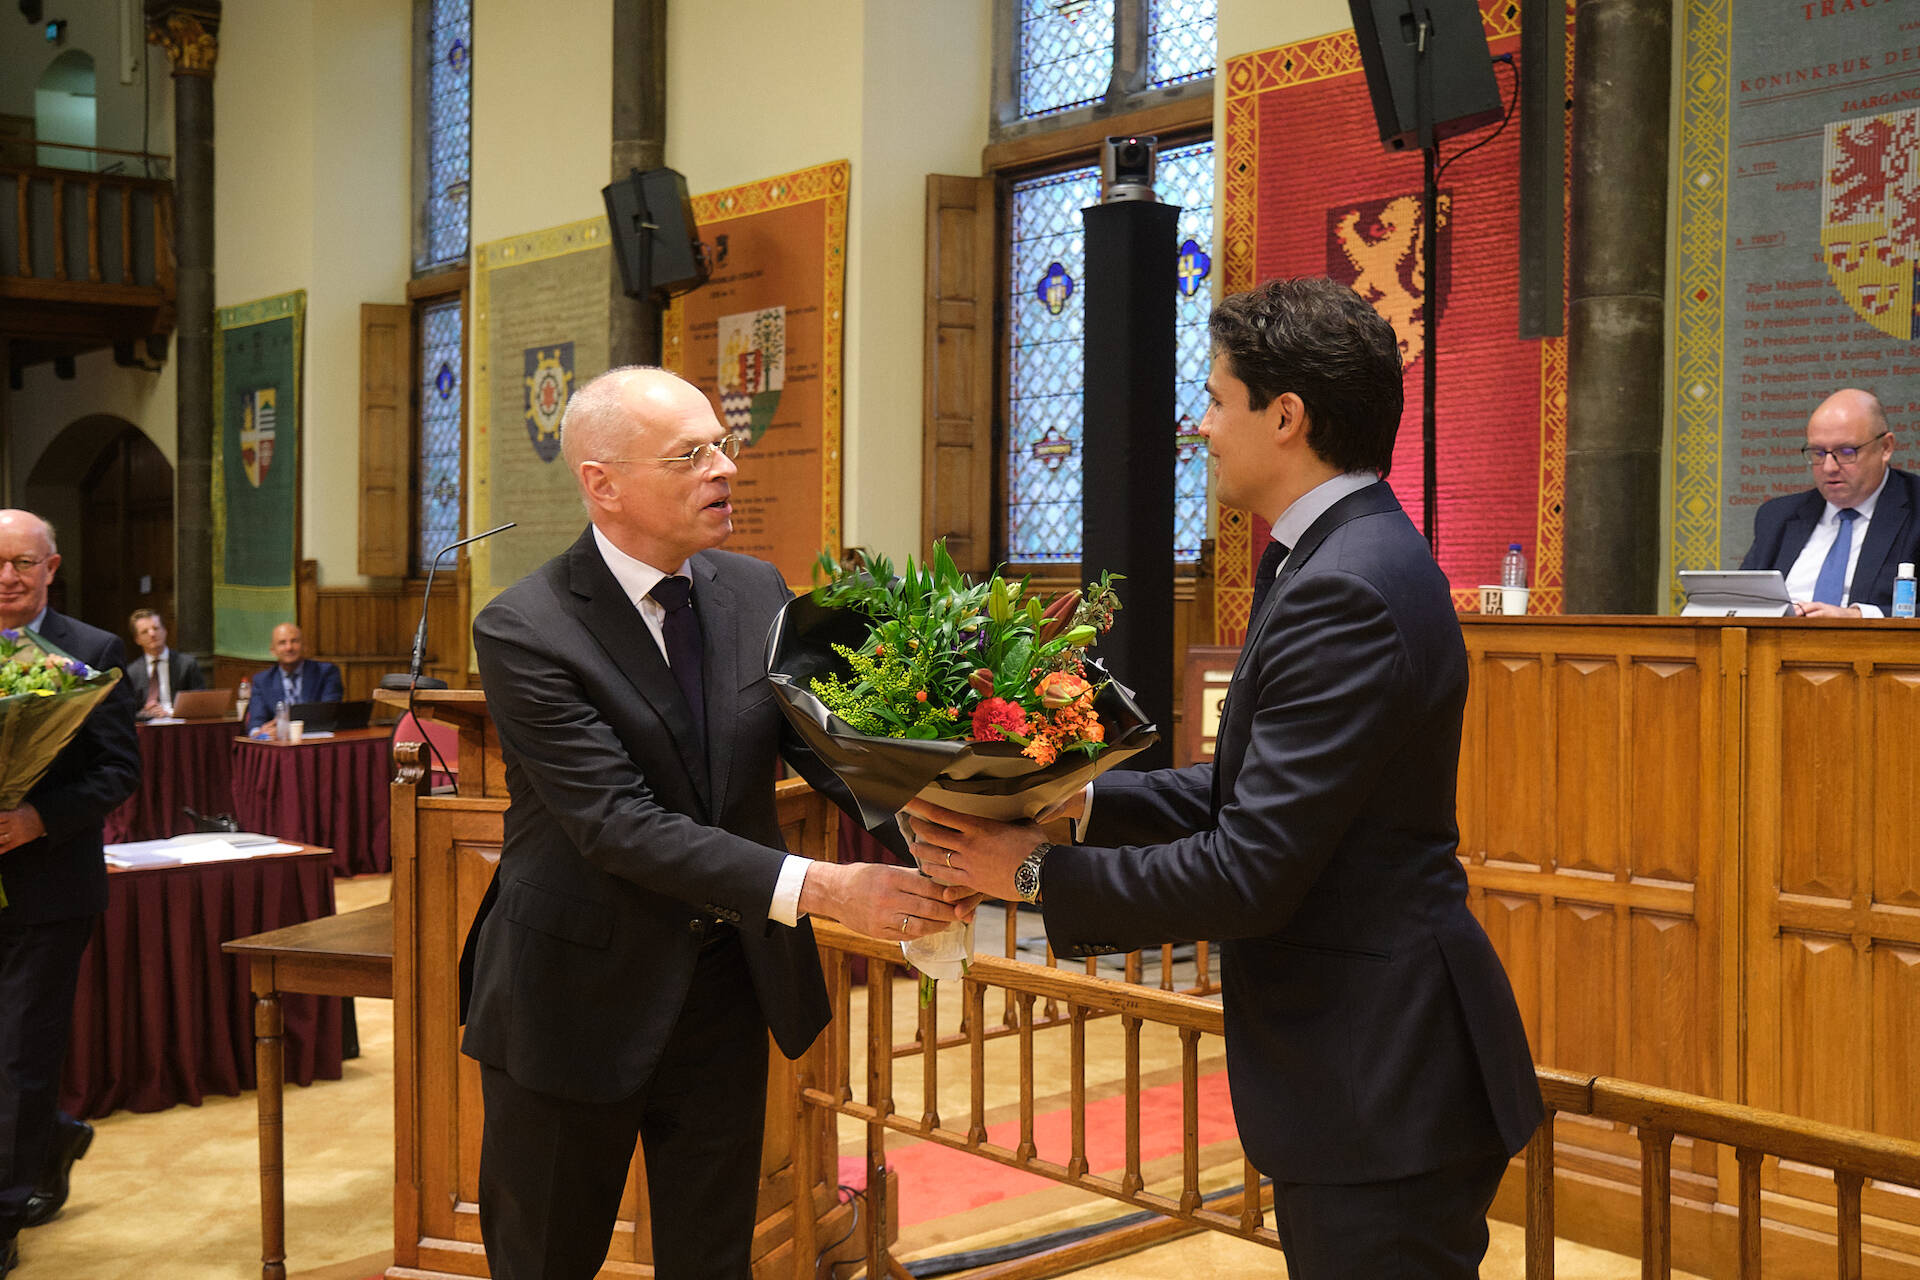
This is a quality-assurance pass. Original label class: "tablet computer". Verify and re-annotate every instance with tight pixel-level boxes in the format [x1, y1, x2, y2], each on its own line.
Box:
[1677, 569, 1794, 617]
[169, 688, 236, 719]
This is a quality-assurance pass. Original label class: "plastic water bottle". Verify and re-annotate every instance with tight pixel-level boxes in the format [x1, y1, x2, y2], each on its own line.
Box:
[1501, 543, 1527, 589]
[1895, 562, 1917, 619]
[235, 677, 251, 720]
[274, 699, 290, 741]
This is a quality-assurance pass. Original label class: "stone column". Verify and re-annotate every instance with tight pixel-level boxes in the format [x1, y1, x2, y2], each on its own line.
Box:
[146, 0, 220, 655]
[1563, 0, 1670, 613]
[609, 0, 667, 367]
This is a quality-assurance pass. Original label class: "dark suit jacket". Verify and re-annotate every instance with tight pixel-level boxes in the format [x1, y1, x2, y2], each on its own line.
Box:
[9, 611, 141, 924]
[244, 659, 344, 731]
[460, 529, 832, 1105]
[124, 648, 207, 707]
[1044, 483, 1543, 1185]
[1740, 466, 1920, 611]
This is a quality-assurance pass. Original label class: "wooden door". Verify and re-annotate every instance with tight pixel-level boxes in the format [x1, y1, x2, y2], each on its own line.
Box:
[78, 427, 174, 642]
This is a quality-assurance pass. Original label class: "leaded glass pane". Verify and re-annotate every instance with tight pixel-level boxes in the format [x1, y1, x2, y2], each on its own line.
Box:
[1007, 166, 1099, 563]
[1018, 0, 1115, 120]
[1146, 0, 1215, 89]
[1005, 142, 1216, 565]
[419, 0, 471, 271]
[417, 298, 463, 570]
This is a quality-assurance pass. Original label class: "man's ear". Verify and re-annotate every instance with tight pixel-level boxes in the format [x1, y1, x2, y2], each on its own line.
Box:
[575, 463, 619, 511]
[1272, 392, 1306, 444]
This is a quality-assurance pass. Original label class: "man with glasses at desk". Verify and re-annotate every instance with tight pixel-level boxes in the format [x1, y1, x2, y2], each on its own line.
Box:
[1741, 388, 1920, 617]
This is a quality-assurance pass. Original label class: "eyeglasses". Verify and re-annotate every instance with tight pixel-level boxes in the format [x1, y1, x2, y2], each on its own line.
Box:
[1804, 431, 1889, 466]
[0, 555, 48, 576]
[598, 434, 744, 473]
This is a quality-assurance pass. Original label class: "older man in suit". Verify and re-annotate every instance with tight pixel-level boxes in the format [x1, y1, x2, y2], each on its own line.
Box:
[462, 367, 969, 1280]
[124, 609, 206, 719]
[907, 278, 1543, 1279]
[0, 511, 140, 1276]
[1740, 387, 1920, 617]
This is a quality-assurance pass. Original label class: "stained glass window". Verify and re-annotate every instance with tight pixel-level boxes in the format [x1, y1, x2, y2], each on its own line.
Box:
[1006, 141, 1215, 564]
[418, 0, 471, 271]
[1146, 0, 1216, 90]
[1018, 0, 1115, 120]
[417, 298, 463, 571]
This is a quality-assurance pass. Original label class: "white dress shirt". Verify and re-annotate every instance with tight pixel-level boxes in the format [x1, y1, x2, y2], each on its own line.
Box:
[1269, 470, 1382, 572]
[1783, 468, 1889, 616]
[591, 526, 811, 925]
[146, 648, 175, 707]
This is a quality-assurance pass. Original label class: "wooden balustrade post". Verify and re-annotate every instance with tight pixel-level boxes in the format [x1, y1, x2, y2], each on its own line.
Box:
[1122, 1014, 1144, 1197]
[1735, 1148, 1762, 1278]
[51, 178, 67, 281]
[1835, 1170, 1864, 1280]
[920, 981, 940, 1130]
[1526, 1113, 1555, 1280]
[1640, 1127, 1672, 1280]
[1016, 991, 1037, 1161]
[1179, 1027, 1201, 1214]
[85, 180, 101, 281]
[967, 978, 988, 1145]
[1067, 1004, 1089, 1179]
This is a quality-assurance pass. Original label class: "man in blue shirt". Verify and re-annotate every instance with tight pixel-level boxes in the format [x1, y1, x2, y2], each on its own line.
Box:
[244, 622, 344, 732]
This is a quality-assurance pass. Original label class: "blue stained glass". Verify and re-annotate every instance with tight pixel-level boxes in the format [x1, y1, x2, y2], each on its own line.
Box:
[1018, 0, 1115, 120]
[1005, 141, 1216, 564]
[418, 0, 471, 272]
[1146, 0, 1215, 89]
[418, 298, 464, 570]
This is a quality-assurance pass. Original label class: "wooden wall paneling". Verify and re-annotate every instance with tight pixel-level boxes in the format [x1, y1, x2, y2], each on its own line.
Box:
[1775, 658, 1857, 900]
[1479, 647, 1550, 867]
[359, 302, 411, 579]
[1626, 657, 1704, 886]
[1550, 901, 1617, 1077]
[1626, 911, 1702, 1096]
[921, 174, 996, 576]
[1476, 892, 1544, 1054]
[1551, 656, 1620, 877]
[1873, 945, 1920, 1144]
[1871, 667, 1920, 910]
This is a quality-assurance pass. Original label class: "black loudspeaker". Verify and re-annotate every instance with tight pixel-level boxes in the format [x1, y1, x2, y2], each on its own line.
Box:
[1348, 0, 1502, 151]
[1082, 199, 1178, 773]
[602, 167, 709, 299]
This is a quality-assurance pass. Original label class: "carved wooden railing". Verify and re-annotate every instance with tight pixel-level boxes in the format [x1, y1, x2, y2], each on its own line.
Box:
[802, 922, 1920, 1280]
[1, 157, 175, 301]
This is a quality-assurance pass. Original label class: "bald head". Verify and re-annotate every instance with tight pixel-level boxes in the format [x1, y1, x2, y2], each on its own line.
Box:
[0, 509, 61, 630]
[560, 366, 710, 473]
[1805, 387, 1895, 511]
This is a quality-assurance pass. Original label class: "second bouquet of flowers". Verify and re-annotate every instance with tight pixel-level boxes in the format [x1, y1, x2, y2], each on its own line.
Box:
[766, 541, 1159, 980]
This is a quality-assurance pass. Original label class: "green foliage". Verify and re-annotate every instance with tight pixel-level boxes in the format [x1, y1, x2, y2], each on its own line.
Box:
[807, 540, 1122, 744]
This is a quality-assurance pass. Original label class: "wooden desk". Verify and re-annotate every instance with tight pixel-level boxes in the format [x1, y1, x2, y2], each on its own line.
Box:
[224, 901, 395, 1280]
[101, 716, 245, 842]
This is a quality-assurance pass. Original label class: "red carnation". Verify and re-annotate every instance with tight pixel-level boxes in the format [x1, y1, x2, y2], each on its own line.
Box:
[970, 697, 1029, 743]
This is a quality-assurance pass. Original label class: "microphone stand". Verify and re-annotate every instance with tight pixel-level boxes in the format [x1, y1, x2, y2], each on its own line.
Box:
[383, 522, 515, 787]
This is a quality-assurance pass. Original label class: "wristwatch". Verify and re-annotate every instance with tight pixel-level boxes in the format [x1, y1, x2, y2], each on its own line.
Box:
[1013, 841, 1053, 903]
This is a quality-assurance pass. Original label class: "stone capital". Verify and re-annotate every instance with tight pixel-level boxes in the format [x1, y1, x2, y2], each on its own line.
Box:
[145, 1, 222, 76]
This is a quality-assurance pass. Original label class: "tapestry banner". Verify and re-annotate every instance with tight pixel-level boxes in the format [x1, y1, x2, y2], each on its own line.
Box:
[664, 159, 849, 586]
[470, 217, 612, 621]
[1217, 4, 1569, 641]
[1672, 0, 1920, 602]
[213, 290, 305, 660]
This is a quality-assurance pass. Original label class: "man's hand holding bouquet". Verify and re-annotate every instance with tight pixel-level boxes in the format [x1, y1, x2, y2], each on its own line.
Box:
[0, 628, 124, 908]
[766, 542, 1157, 982]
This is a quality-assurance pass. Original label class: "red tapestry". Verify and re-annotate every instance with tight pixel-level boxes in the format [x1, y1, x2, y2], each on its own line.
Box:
[1216, 8, 1568, 642]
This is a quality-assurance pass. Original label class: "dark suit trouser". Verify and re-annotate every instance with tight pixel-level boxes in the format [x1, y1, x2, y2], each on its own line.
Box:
[1272, 1151, 1510, 1280]
[0, 915, 93, 1243]
[478, 933, 771, 1280]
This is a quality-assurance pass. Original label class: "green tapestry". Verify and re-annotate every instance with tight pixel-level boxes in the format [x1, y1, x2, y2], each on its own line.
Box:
[212, 290, 305, 660]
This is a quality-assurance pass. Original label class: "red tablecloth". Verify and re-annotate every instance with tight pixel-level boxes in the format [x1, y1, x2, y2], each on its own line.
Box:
[102, 718, 245, 844]
[229, 729, 393, 877]
[60, 847, 341, 1119]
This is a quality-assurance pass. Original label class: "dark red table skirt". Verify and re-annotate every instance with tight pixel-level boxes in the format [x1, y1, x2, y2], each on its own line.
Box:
[60, 850, 342, 1120]
[229, 729, 393, 877]
[102, 719, 244, 844]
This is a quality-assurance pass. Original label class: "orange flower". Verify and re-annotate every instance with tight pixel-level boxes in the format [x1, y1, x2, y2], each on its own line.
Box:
[1033, 671, 1093, 710]
[1021, 735, 1058, 766]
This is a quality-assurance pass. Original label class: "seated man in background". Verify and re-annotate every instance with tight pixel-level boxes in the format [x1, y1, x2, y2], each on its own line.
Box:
[244, 622, 343, 732]
[124, 609, 206, 719]
[1741, 388, 1920, 616]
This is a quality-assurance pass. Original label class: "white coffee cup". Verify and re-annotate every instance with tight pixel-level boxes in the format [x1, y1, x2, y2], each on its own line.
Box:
[287, 719, 305, 743]
[1479, 585, 1530, 615]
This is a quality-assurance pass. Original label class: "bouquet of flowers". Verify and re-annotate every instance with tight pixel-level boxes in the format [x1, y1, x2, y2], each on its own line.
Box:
[0, 628, 124, 910]
[766, 542, 1159, 981]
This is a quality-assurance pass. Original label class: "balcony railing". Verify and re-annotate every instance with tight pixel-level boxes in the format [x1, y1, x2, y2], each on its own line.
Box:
[1, 147, 175, 306]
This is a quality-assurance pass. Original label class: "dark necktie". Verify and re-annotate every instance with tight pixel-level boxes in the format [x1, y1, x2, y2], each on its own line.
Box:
[1812, 508, 1859, 605]
[1248, 539, 1289, 631]
[648, 576, 706, 744]
[144, 659, 161, 710]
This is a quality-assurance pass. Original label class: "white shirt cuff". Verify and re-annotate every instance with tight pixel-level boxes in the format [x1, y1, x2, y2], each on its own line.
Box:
[1072, 782, 1093, 841]
[1855, 603, 1885, 618]
[771, 854, 810, 927]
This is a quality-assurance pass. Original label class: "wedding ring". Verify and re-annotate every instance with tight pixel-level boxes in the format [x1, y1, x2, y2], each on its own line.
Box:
[901, 914, 911, 932]
[945, 850, 954, 868]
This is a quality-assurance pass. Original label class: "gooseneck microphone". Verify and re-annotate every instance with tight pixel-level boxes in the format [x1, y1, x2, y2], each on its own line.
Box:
[383, 521, 514, 787]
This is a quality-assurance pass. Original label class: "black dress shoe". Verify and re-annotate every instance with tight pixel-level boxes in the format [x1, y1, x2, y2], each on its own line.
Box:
[21, 1114, 92, 1228]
